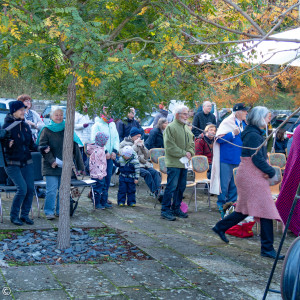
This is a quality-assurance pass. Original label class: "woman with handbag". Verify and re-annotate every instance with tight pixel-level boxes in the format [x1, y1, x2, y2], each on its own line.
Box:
[37, 106, 84, 220]
[212, 106, 284, 260]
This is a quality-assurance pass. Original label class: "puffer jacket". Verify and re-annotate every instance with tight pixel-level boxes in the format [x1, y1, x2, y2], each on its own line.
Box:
[91, 117, 119, 154]
[87, 143, 107, 180]
[2, 114, 39, 166]
[119, 137, 151, 168]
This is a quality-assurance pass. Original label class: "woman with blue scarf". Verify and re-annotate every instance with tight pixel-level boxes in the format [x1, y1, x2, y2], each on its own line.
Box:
[37, 106, 84, 220]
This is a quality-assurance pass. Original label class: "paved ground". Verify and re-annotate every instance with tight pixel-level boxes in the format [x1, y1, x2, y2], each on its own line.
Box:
[0, 178, 295, 300]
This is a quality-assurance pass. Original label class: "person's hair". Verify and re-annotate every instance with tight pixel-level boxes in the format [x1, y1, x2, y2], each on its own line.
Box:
[204, 124, 216, 132]
[203, 101, 212, 108]
[17, 94, 32, 102]
[174, 105, 189, 115]
[276, 128, 286, 141]
[156, 117, 168, 129]
[50, 106, 64, 118]
[246, 106, 269, 128]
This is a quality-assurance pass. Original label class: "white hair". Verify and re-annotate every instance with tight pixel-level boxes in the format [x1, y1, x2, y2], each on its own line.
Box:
[50, 106, 64, 117]
[203, 101, 212, 107]
[174, 105, 189, 115]
[246, 106, 270, 128]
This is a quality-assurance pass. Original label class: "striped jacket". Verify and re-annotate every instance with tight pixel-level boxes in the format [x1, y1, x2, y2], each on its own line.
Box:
[113, 153, 140, 180]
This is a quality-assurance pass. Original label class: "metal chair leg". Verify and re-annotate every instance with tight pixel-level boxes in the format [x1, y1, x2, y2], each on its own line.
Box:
[194, 185, 197, 212]
[91, 186, 96, 210]
[208, 183, 211, 211]
[34, 187, 40, 218]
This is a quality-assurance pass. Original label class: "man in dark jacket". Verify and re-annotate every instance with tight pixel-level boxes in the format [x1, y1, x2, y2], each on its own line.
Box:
[117, 107, 142, 142]
[192, 101, 216, 138]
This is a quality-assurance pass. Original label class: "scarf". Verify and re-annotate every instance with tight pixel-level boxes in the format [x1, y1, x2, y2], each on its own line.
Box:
[36, 120, 83, 146]
[101, 114, 114, 124]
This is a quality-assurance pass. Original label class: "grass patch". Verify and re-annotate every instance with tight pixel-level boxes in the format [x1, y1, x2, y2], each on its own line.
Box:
[88, 227, 118, 237]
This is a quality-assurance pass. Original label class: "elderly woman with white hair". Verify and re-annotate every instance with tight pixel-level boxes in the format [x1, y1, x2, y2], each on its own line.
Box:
[212, 106, 284, 260]
[192, 101, 216, 138]
[161, 105, 195, 221]
[37, 106, 84, 220]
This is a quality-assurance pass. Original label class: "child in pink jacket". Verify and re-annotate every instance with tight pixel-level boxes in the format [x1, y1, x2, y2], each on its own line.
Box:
[87, 132, 112, 209]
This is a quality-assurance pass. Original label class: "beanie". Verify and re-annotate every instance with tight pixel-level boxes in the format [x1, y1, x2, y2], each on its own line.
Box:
[122, 146, 133, 157]
[9, 101, 27, 114]
[130, 127, 141, 137]
[95, 132, 109, 147]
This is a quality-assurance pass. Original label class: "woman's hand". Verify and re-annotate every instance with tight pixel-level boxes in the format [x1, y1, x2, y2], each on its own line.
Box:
[51, 162, 58, 168]
[111, 152, 116, 160]
[106, 152, 111, 159]
[9, 140, 14, 148]
[263, 174, 269, 179]
[134, 179, 138, 184]
[44, 146, 50, 154]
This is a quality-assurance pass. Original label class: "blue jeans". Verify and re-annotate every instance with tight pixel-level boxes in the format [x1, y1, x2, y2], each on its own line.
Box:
[217, 162, 238, 208]
[5, 163, 34, 219]
[140, 167, 161, 193]
[101, 158, 113, 202]
[92, 178, 107, 206]
[161, 167, 187, 213]
[44, 176, 61, 216]
[118, 177, 136, 205]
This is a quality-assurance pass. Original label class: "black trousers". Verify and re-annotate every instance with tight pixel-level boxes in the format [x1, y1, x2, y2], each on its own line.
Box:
[215, 211, 274, 252]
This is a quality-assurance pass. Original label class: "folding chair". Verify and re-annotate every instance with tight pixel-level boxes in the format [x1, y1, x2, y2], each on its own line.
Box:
[150, 148, 165, 172]
[190, 156, 211, 211]
[32, 152, 46, 218]
[268, 153, 286, 172]
[0, 167, 17, 223]
[155, 156, 168, 208]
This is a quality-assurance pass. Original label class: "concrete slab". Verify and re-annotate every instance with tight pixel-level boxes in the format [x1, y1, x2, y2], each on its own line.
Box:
[119, 261, 190, 289]
[120, 287, 157, 299]
[48, 264, 120, 298]
[1, 266, 61, 292]
[153, 288, 208, 300]
[13, 290, 70, 300]
[96, 263, 141, 287]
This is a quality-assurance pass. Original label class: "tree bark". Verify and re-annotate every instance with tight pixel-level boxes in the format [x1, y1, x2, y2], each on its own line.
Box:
[57, 74, 77, 250]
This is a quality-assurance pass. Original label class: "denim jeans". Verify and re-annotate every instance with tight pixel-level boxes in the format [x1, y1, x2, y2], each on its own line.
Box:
[140, 167, 161, 193]
[92, 177, 107, 206]
[44, 176, 61, 216]
[101, 158, 113, 202]
[5, 163, 34, 219]
[161, 167, 187, 213]
[217, 162, 239, 208]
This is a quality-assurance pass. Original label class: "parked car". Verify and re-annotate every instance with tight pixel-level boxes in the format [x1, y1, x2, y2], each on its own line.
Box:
[0, 98, 16, 109]
[0, 108, 9, 127]
[41, 105, 66, 125]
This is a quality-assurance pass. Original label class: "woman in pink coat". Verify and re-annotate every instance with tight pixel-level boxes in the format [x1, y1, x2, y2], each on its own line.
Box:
[212, 106, 284, 260]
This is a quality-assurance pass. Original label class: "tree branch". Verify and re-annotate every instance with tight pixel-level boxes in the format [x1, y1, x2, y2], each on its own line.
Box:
[222, 0, 266, 35]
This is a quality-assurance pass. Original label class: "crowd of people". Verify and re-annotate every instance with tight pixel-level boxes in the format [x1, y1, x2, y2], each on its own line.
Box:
[0, 95, 299, 260]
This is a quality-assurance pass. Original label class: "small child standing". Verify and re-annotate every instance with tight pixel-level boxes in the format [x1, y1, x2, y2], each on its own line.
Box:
[87, 132, 112, 210]
[113, 146, 140, 207]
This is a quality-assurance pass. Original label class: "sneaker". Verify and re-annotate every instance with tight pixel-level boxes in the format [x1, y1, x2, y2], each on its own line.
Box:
[103, 203, 113, 209]
[161, 211, 176, 221]
[107, 200, 113, 204]
[46, 215, 55, 220]
[95, 204, 105, 210]
[110, 182, 115, 187]
[128, 203, 136, 207]
[173, 209, 188, 218]
[118, 203, 125, 207]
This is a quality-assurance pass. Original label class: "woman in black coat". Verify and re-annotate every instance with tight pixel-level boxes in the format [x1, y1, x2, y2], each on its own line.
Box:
[145, 118, 168, 150]
[2, 101, 49, 226]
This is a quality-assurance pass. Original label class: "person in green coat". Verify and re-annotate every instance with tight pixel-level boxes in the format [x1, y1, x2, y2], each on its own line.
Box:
[161, 105, 195, 221]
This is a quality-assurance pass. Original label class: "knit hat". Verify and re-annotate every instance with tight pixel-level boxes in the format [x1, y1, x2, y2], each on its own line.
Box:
[9, 101, 27, 114]
[95, 132, 109, 147]
[130, 127, 141, 137]
[122, 146, 133, 157]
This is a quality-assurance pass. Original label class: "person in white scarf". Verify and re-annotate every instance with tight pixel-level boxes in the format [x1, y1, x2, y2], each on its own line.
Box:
[210, 103, 249, 218]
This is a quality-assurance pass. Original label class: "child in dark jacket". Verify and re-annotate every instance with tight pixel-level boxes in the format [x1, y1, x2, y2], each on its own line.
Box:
[113, 146, 140, 206]
[87, 132, 112, 210]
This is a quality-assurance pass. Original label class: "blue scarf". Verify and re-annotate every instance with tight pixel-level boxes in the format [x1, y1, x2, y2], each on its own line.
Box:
[36, 120, 83, 146]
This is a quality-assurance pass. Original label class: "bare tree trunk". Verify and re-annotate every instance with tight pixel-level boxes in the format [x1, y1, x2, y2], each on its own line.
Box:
[57, 74, 77, 250]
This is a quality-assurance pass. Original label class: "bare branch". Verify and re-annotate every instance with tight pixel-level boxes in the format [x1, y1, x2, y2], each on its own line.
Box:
[222, 0, 266, 35]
